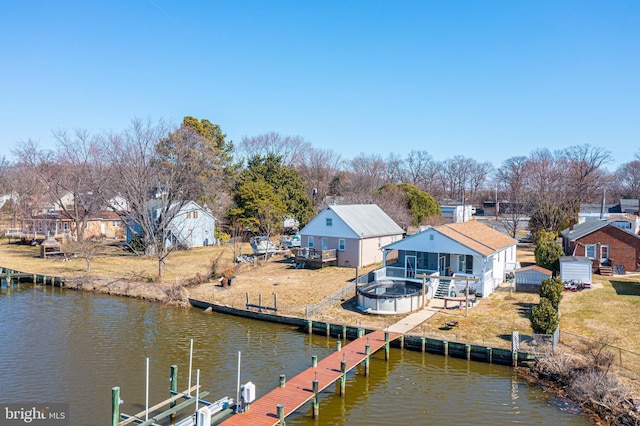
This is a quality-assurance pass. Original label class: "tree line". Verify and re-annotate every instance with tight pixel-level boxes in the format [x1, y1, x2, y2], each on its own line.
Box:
[0, 116, 634, 258]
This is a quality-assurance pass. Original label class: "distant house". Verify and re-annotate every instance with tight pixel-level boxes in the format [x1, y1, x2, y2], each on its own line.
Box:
[126, 200, 216, 248]
[560, 218, 640, 274]
[377, 221, 518, 298]
[578, 198, 640, 224]
[298, 204, 404, 268]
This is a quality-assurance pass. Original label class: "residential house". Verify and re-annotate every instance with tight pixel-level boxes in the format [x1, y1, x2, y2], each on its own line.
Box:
[376, 221, 518, 298]
[126, 200, 216, 248]
[560, 218, 640, 274]
[298, 204, 404, 268]
[578, 198, 640, 224]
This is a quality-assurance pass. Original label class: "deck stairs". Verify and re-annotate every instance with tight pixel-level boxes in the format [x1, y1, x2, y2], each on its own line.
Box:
[434, 278, 452, 299]
[598, 265, 613, 276]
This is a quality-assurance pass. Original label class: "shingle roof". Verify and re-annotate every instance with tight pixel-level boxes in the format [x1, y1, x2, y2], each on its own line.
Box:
[435, 221, 517, 256]
[515, 265, 552, 275]
[328, 204, 404, 238]
[560, 218, 640, 241]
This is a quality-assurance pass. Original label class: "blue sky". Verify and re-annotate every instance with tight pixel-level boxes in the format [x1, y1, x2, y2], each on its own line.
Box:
[1, 1, 638, 170]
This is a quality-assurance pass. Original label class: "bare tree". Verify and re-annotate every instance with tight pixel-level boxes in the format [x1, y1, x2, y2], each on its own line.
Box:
[297, 147, 342, 207]
[559, 144, 613, 204]
[496, 156, 530, 238]
[238, 132, 311, 167]
[612, 160, 640, 199]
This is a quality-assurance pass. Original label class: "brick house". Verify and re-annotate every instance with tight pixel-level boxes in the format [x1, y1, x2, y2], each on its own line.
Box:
[560, 219, 640, 274]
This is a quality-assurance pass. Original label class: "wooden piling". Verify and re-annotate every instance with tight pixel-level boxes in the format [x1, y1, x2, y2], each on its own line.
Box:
[277, 403, 285, 425]
[336, 339, 342, 352]
[112, 386, 120, 426]
[312, 379, 319, 418]
[325, 322, 330, 337]
[169, 365, 178, 421]
[312, 355, 317, 368]
[443, 341, 449, 356]
[279, 374, 286, 388]
[340, 359, 347, 396]
[486, 347, 493, 363]
[307, 320, 313, 335]
[342, 325, 347, 340]
[466, 344, 471, 360]
[400, 334, 404, 350]
[421, 337, 426, 353]
[357, 328, 364, 338]
[384, 331, 390, 361]
[364, 344, 370, 377]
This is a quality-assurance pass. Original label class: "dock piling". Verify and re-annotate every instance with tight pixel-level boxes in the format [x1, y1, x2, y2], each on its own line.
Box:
[277, 403, 285, 425]
[312, 379, 319, 418]
[364, 344, 370, 377]
[384, 331, 390, 361]
[169, 365, 178, 421]
[340, 359, 347, 396]
[112, 386, 121, 426]
[311, 355, 317, 368]
[279, 374, 286, 388]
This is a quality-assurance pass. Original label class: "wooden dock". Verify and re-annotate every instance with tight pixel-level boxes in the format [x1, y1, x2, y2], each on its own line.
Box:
[220, 329, 402, 426]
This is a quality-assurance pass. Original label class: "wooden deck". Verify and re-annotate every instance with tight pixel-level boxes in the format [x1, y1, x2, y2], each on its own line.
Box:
[220, 329, 401, 425]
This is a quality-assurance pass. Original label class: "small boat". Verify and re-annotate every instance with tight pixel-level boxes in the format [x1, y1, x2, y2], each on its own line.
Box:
[279, 233, 301, 248]
[250, 236, 278, 256]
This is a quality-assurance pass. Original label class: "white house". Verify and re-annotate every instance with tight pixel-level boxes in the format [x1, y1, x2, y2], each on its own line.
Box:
[375, 221, 518, 298]
[439, 203, 473, 223]
[298, 204, 404, 268]
[126, 200, 216, 248]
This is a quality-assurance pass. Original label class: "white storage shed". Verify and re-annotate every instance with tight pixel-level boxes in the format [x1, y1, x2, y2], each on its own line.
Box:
[559, 256, 592, 284]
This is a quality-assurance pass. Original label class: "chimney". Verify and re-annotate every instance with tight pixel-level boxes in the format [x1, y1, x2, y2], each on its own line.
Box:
[600, 189, 606, 220]
[569, 219, 575, 231]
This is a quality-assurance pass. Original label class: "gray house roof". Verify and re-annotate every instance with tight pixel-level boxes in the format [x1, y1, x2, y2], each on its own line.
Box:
[304, 204, 404, 239]
[560, 218, 640, 241]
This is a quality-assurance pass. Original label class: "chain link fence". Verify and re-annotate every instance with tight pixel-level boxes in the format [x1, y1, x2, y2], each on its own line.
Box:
[558, 331, 640, 374]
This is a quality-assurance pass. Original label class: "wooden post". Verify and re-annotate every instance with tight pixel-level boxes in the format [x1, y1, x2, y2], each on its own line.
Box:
[312, 355, 317, 368]
[384, 331, 390, 361]
[400, 334, 404, 350]
[111, 386, 120, 426]
[340, 359, 347, 396]
[169, 365, 178, 421]
[246, 292, 249, 306]
[279, 374, 286, 388]
[307, 320, 313, 335]
[312, 379, 319, 418]
[325, 322, 330, 337]
[276, 403, 285, 425]
[259, 294, 263, 311]
[336, 339, 342, 352]
[364, 344, 370, 377]
[443, 341, 449, 356]
[465, 344, 471, 360]
[357, 328, 364, 338]
[486, 347, 492, 363]
[274, 293, 277, 311]
[33, 274, 36, 284]
[342, 325, 347, 340]
[421, 274, 427, 309]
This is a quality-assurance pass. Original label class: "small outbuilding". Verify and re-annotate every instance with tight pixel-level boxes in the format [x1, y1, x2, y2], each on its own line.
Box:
[514, 265, 553, 293]
[40, 236, 62, 258]
[559, 256, 592, 284]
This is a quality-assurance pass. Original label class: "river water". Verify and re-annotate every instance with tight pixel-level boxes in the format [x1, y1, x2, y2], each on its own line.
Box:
[0, 284, 591, 425]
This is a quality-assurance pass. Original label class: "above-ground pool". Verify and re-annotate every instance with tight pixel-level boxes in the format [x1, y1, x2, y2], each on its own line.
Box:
[357, 279, 430, 314]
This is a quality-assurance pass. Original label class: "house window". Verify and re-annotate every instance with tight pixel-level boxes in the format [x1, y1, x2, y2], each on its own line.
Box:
[600, 245, 609, 260]
[585, 244, 596, 259]
[112, 221, 120, 227]
[326, 218, 332, 226]
[458, 255, 473, 273]
[186, 211, 192, 219]
[338, 239, 345, 251]
[193, 211, 198, 219]
[308, 237, 314, 248]
[429, 234, 434, 241]
[321, 238, 328, 250]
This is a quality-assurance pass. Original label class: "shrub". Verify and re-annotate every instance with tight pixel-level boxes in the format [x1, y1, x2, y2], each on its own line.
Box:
[534, 240, 563, 272]
[530, 297, 559, 334]
[539, 277, 563, 310]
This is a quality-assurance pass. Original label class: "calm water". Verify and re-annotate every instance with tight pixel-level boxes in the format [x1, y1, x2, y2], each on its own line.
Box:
[0, 284, 592, 425]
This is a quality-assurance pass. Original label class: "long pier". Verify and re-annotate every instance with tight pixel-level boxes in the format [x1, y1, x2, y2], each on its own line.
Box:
[220, 329, 402, 426]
